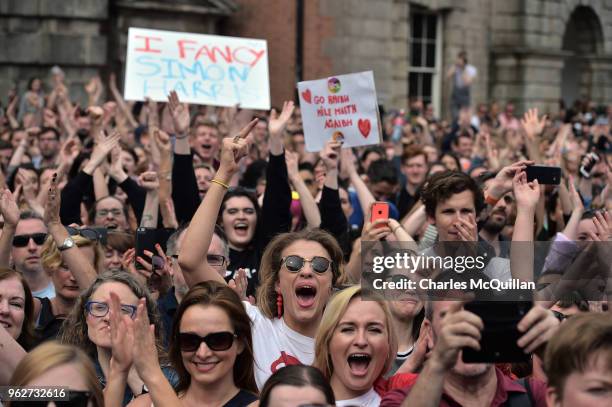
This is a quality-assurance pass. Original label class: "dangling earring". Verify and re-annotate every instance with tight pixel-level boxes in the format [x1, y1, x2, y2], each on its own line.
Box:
[277, 293, 283, 318]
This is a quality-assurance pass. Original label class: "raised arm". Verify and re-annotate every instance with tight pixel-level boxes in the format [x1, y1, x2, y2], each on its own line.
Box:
[138, 172, 159, 228]
[511, 171, 540, 282]
[45, 173, 97, 288]
[167, 92, 200, 224]
[286, 150, 320, 229]
[341, 148, 376, 218]
[0, 189, 19, 268]
[178, 119, 258, 287]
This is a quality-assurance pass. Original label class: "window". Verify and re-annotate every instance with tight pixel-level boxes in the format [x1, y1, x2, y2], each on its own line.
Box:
[409, 8, 442, 116]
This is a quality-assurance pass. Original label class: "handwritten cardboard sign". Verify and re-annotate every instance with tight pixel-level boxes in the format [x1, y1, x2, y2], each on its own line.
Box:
[124, 27, 270, 110]
[298, 71, 381, 152]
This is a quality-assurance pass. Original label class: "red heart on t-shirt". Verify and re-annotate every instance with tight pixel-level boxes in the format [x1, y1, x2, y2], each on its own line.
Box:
[301, 89, 312, 104]
[358, 118, 371, 138]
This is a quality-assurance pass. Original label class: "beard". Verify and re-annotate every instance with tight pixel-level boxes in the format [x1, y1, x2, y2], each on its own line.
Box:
[482, 212, 507, 234]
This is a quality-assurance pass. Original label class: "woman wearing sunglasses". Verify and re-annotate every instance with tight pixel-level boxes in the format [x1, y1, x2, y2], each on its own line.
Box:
[0, 268, 35, 385]
[180, 120, 342, 388]
[120, 281, 257, 407]
[7, 341, 103, 407]
[60, 272, 176, 406]
[314, 285, 397, 407]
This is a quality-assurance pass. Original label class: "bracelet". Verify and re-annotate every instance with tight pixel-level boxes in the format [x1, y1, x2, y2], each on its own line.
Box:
[174, 133, 189, 140]
[392, 225, 402, 233]
[211, 179, 229, 189]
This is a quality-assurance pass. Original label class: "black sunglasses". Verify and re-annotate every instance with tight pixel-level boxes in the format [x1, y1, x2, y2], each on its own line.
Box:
[66, 226, 107, 245]
[10, 391, 91, 407]
[12, 233, 47, 247]
[281, 255, 331, 274]
[178, 331, 237, 352]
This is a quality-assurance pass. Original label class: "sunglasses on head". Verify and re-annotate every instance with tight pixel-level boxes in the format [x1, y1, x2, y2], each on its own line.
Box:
[66, 226, 107, 245]
[281, 255, 331, 274]
[12, 233, 48, 247]
[178, 331, 237, 352]
[10, 391, 91, 407]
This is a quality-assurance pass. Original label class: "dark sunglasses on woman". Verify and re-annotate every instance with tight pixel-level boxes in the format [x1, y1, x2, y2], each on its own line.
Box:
[281, 255, 331, 274]
[10, 391, 91, 407]
[12, 233, 48, 247]
[179, 331, 237, 352]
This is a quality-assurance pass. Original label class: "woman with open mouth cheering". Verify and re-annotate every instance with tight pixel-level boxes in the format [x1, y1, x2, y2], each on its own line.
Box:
[179, 116, 342, 388]
[314, 285, 397, 407]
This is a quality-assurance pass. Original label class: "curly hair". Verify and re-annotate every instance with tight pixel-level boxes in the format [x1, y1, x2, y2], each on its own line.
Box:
[421, 170, 485, 218]
[256, 228, 343, 319]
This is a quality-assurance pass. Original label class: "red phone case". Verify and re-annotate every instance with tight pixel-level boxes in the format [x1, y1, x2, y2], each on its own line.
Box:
[371, 202, 389, 227]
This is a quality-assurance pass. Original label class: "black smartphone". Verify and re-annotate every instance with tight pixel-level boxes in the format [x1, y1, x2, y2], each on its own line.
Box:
[462, 300, 533, 363]
[135, 228, 158, 269]
[525, 165, 561, 185]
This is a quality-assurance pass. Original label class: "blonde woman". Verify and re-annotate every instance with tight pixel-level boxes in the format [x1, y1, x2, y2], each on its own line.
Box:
[33, 234, 103, 345]
[8, 341, 104, 407]
[314, 285, 398, 407]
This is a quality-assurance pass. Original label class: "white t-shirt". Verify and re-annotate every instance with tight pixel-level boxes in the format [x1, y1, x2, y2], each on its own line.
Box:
[336, 388, 381, 407]
[244, 301, 315, 389]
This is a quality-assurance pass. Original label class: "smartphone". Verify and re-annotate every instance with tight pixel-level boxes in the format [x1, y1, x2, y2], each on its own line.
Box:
[370, 202, 389, 228]
[525, 165, 561, 185]
[579, 152, 600, 178]
[135, 228, 158, 269]
[462, 300, 533, 363]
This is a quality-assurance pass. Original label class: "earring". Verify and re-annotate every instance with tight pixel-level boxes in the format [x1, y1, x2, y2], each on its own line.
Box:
[277, 293, 283, 318]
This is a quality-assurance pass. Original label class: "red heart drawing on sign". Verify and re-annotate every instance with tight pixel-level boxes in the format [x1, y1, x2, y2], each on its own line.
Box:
[301, 89, 312, 103]
[358, 119, 371, 138]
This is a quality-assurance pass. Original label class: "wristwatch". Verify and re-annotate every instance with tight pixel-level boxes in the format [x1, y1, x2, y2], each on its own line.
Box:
[58, 237, 75, 251]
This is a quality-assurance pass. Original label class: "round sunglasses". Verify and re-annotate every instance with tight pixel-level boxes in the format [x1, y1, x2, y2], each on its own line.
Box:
[178, 331, 237, 352]
[281, 255, 331, 274]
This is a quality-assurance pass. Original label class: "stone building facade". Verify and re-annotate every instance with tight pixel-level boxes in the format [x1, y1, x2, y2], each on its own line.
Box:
[2, 0, 612, 119]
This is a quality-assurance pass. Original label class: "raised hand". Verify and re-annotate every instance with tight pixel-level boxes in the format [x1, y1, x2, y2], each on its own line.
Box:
[109, 291, 134, 373]
[521, 108, 547, 141]
[58, 137, 80, 169]
[320, 140, 341, 172]
[228, 268, 248, 301]
[43, 173, 61, 226]
[517, 305, 559, 355]
[217, 119, 258, 177]
[269, 101, 295, 139]
[487, 160, 534, 199]
[84, 131, 121, 175]
[138, 171, 160, 191]
[153, 128, 172, 153]
[0, 189, 20, 227]
[131, 298, 161, 380]
[591, 210, 612, 241]
[513, 171, 540, 211]
[429, 302, 482, 371]
[167, 91, 190, 135]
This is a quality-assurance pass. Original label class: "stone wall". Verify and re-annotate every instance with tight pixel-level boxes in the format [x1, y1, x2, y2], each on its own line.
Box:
[0, 0, 109, 104]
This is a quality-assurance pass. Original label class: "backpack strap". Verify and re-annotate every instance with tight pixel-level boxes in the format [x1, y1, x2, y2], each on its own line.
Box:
[505, 377, 533, 407]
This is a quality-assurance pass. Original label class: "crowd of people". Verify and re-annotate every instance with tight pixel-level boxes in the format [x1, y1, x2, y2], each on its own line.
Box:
[0, 63, 611, 407]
